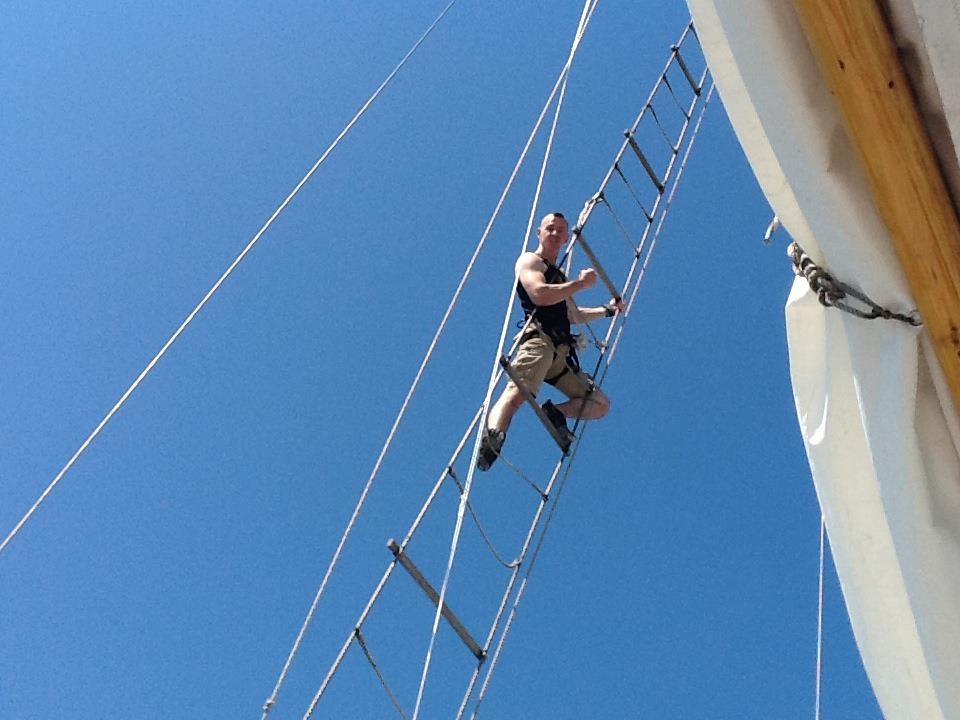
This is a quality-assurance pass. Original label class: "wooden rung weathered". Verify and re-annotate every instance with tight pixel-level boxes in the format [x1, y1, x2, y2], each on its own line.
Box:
[387, 539, 485, 661]
[625, 131, 665, 191]
[498, 356, 572, 453]
[671, 45, 701, 95]
[574, 230, 621, 301]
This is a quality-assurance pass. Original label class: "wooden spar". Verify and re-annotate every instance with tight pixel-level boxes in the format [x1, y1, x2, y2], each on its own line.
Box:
[791, 0, 960, 411]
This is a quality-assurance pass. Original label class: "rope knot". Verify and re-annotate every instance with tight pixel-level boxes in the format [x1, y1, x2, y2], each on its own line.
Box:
[787, 241, 922, 327]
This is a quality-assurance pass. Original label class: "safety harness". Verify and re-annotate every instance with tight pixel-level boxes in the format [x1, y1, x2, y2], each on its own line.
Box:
[516, 256, 581, 385]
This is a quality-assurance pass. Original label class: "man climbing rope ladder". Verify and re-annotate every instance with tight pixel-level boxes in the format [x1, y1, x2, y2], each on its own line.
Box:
[478, 212, 623, 471]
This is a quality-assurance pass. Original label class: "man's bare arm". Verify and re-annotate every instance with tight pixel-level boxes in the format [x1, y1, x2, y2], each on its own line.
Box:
[516, 253, 596, 306]
[567, 298, 625, 324]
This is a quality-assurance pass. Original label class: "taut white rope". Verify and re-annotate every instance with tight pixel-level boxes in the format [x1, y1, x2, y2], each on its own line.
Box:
[815, 516, 825, 720]
[410, 2, 599, 717]
[289, 5, 607, 719]
[466, 65, 715, 718]
[0, 0, 460, 560]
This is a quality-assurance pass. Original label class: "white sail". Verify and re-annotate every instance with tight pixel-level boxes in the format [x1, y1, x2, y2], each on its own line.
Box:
[686, 1, 960, 717]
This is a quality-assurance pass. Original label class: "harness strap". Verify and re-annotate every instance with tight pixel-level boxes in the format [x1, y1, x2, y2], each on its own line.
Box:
[545, 365, 571, 385]
[518, 329, 541, 345]
[517, 324, 582, 385]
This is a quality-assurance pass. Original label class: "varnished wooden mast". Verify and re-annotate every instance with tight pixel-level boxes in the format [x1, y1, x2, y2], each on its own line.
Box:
[792, 0, 960, 409]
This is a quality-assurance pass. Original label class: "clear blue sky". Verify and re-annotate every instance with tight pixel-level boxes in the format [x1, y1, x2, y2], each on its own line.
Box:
[2, 1, 882, 718]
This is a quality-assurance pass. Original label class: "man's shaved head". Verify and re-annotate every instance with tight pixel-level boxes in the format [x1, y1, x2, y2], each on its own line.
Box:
[535, 213, 569, 262]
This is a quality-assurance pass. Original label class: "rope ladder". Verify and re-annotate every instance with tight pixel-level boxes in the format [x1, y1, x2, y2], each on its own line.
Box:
[292, 22, 714, 720]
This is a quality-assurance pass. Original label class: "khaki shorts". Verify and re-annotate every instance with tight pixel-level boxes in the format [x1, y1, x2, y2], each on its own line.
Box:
[507, 330, 593, 399]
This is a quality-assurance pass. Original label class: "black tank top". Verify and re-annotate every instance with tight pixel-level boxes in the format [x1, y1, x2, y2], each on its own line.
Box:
[516, 257, 572, 346]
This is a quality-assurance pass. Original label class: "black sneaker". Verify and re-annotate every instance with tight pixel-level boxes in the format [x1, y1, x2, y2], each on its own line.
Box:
[477, 428, 506, 471]
[541, 400, 575, 453]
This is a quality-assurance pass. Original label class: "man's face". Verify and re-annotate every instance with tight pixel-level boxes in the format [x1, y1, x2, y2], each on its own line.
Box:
[537, 214, 568, 248]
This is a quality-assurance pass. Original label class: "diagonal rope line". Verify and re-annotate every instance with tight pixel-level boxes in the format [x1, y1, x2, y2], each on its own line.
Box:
[0, 0, 460, 561]
[299, 21, 704, 720]
[815, 516, 825, 720]
[600, 196, 640, 255]
[614, 163, 653, 221]
[468, 423, 589, 719]
[300, 407, 486, 720]
[410, 3, 598, 718]
[470, 229, 640, 717]
[356, 630, 410, 720]
[298, 324, 542, 718]
[580, 318, 605, 351]
[297, 7, 603, 720]
[647, 103, 677, 152]
[662, 75, 690, 119]
[497, 453, 547, 498]
[446, 468, 519, 569]
[629, 81, 713, 317]
[450, 368, 594, 719]
[464, 56, 714, 720]
[605, 80, 715, 369]
[453, 457, 562, 720]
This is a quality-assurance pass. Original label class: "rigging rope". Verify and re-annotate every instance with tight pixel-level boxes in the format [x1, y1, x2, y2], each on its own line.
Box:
[615, 162, 653, 221]
[285, 4, 608, 718]
[446, 467, 519, 569]
[788, 241, 922, 326]
[303, 26, 712, 720]
[604, 80, 715, 369]
[296, 20, 709, 719]
[601, 195, 641, 255]
[468, 427, 588, 719]
[356, 629, 409, 720]
[410, 3, 599, 718]
[0, 0, 460, 560]
[815, 516, 825, 720]
[497, 452, 548, 498]
[466, 69, 714, 720]
[303, 408, 488, 720]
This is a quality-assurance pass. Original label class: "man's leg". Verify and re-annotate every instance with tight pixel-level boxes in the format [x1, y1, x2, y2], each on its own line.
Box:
[555, 387, 610, 420]
[553, 371, 611, 421]
[490, 335, 553, 431]
[487, 384, 525, 433]
[478, 336, 553, 470]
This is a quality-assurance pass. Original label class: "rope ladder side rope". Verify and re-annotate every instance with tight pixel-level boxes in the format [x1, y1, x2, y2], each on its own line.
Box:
[294, 18, 712, 720]
[447, 26, 716, 720]
[407, 1, 601, 717]
[815, 516, 825, 720]
[265, 2, 614, 717]
[295, 5, 603, 717]
[466, 54, 714, 720]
